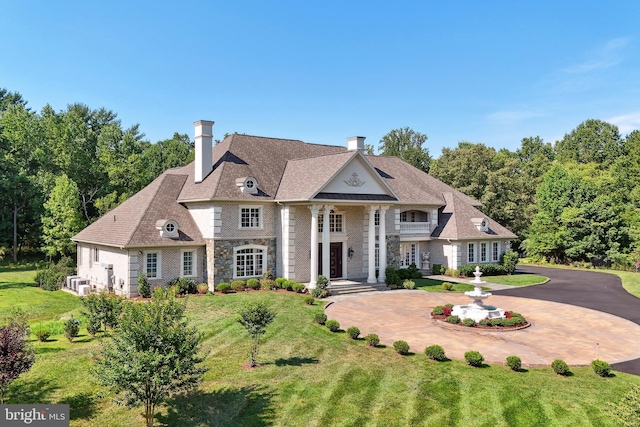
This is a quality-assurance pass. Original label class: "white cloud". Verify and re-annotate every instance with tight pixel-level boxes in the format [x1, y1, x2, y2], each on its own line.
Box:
[563, 37, 630, 74]
[606, 112, 640, 134]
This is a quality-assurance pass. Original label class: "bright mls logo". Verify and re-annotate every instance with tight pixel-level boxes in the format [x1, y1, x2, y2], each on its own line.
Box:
[1, 405, 69, 426]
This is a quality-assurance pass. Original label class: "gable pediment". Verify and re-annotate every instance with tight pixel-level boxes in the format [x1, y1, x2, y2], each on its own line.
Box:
[316, 155, 396, 198]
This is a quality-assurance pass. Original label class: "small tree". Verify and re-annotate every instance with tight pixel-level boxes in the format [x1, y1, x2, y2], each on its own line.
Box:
[137, 271, 151, 298]
[92, 288, 207, 427]
[238, 302, 276, 367]
[0, 323, 35, 403]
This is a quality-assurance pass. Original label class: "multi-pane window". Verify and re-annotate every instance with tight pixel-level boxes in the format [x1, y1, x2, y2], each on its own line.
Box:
[374, 210, 380, 226]
[146, 253, 158, 278]
[240, 207, 261, 228]
[318, 211, 343, 233]
[400, 243, 418, 267]
[480, 243, 487, 262]
[492, 242, 499, 262]
[182, 251, 194, 276]
[468, 243, 475, 263]
[375, 242, 380, 269]
[235, 247, 264, 278]
[94, 248, 100, 263]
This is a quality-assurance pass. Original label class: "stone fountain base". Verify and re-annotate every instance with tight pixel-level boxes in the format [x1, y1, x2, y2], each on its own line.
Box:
[451, 304, 505, 323]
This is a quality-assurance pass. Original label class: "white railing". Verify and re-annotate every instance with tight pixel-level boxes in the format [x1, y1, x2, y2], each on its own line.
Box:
[399, 222, 431, 234]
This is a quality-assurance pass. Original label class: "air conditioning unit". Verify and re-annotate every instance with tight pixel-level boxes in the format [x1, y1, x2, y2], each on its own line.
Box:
[78, 284, 91, 296]
[66, 275, 80, 289]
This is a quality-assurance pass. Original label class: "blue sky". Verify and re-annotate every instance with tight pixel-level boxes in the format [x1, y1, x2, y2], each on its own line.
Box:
[2, 1, 640, 156]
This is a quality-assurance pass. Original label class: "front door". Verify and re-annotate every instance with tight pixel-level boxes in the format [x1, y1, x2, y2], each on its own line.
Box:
[318, 242, 343, 279]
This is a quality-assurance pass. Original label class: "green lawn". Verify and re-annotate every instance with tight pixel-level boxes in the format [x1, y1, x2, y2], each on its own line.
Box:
[414, 278, 484, 292]
[1, 267, 640, 426]
[482, 274, 548, 286]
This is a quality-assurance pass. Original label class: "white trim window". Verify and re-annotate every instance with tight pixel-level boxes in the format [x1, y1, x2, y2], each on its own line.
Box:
[375, 242, 380, 269]
[318, 210, 344, 233]
[181, 250, 196, 277]
[239, 206, 262, 229]
[400, 242, 418, 268]
[480, 243, 487, 262]
[146, 252, 161, 279]
[234, 245, 265, 278]
[468, 243, 476, 263]
[374, 210, 380, 227]
[94, 247, 100, 263]
[492, 242, 500, 262]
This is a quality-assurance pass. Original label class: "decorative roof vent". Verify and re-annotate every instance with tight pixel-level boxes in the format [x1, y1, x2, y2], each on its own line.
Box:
[471, 217, 489, 232]
[235, 176, 258, 194]
[156, 219, 179, 238]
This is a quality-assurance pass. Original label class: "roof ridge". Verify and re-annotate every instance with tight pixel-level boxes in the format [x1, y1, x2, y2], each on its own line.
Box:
[124, 173, 174, 247]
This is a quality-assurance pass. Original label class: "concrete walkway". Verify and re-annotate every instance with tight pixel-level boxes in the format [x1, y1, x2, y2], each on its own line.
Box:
[324, 268, 640, 372]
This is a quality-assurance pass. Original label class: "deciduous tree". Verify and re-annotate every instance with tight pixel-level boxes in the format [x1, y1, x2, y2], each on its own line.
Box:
[378, 127, 431, 172]
[238, 302, 276, 367]
[0, 322, 35, 404]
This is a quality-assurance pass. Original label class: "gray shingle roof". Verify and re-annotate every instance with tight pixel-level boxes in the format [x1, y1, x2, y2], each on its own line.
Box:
[73, 173, 204, 248]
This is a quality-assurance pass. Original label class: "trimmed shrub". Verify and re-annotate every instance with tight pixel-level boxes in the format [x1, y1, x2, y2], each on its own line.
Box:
[501, 250, 519, 275]
[304, 296, 315, 305]
[246, 278, 260, 290]
[441, 282, 453, 291]
[231, 280, 246, 292]
[462, 318, 476, 327]
[325, 320, 340, 332]
[275, 277, 287, 288]
[364, 333, 380, 347]
[506, 355, 522, 371]
[591, 359, 611, 377]
[403, 279, 416, 289]
[490, 318, 504, 326]
[86, 319, 100, 337]
[167, 277, 197, 295]
[64, 316, 80, 342]
[346, 326, 360, 340]
[196, 283, 209, 294]
[445, 315, 460, 324]
[314, 313, 327, 325]
[407, 263, 422, 279]
[465, 350, 484, 367]
[444, 303, 454, 309]
[311, 287, 323, 298]
[215, 282, 231, 294]
[459, 263, 506, 277]
[479, 318, 491, 326]
[432, 306, 444, 315]
[282, 280, 295, 291]
[260, 279, 276, 290]
[431, 264, 446, 275]
[292, 282, 305, 293]
[393, 340, 410, 355]
[385, 267, 401, 287]
[33, 326, 51, 342]
[137, 272, 151, 298]
[551, 359, 570, 376]
[425, 344, 446, 361]
[317, 275, 329, 289]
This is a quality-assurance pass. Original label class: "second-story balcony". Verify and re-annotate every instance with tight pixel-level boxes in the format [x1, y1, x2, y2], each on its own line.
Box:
[399, 221, 431, 234]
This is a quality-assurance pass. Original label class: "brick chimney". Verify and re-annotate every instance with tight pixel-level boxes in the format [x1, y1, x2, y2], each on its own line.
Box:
[347, 136, 366, 151]
[194, 120, 214, 183]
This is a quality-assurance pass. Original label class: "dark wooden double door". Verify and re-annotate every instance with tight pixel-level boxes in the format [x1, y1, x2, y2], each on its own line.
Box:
[318, 242, 343, 279]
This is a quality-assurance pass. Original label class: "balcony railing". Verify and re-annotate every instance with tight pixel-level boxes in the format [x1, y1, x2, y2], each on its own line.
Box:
[399, 221, 431, 234]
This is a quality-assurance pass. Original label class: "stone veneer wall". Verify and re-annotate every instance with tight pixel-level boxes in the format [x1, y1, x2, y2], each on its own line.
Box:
[386, 235, 401, 268]
[213, 238, 277, 284]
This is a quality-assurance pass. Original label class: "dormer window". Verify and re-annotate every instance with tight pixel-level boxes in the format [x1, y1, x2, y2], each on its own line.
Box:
[471, 217, 489, 232]
[156, 219, 179, 238]
[236, 176, 258, 194]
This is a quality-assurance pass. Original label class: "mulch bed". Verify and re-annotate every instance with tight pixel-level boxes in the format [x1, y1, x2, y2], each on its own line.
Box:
[430, 314, 531, 331]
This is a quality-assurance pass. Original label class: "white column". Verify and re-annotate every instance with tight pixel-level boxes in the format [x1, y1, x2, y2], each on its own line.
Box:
[378, 206, 388, 283]
[309, 205, 320, 288]
[367, 205, 379, 283]
[322, 205, 333, 286]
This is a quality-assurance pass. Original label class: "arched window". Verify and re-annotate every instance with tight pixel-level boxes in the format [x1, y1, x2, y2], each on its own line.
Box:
[234, 245, 266, 278]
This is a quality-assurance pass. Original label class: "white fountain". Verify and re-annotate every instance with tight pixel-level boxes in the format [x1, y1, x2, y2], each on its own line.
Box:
[451, 266, 505, 322]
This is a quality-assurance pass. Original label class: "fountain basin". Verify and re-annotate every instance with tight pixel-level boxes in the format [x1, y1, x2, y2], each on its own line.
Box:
[451, 304, 505, 323]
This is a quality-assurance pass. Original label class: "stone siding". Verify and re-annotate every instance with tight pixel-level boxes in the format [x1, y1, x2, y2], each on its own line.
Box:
[213, 238, 277, 285]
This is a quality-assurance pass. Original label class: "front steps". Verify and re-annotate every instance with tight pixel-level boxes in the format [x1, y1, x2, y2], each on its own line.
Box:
[327, 280, 389, 296]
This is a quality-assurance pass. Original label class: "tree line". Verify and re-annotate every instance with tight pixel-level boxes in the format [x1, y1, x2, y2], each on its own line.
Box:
[375, 122, 640, 269]
[2, 86, 638, 269]
[0, 88, 194, 262]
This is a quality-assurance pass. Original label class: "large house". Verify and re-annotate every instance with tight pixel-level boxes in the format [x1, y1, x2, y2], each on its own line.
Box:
[72, 120, 516, 297]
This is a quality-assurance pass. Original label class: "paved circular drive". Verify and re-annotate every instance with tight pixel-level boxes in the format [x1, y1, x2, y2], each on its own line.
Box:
[325, 290, 640, 367]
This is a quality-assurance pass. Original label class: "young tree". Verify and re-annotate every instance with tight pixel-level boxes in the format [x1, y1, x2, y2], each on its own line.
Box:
[0, 322, 35, 404]
[41, 174, 85, 257]
[378, 127, 431, 172]
[92, 288, 206, 427]
[238, 302, 276, 367]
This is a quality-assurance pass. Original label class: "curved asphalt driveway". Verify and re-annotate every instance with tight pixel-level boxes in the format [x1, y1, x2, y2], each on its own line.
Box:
[493, 265, 640, 375]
